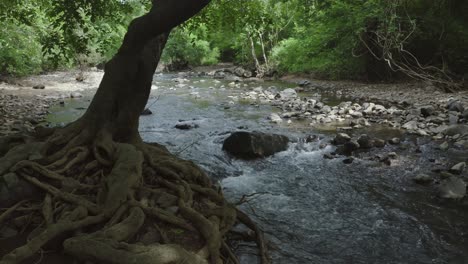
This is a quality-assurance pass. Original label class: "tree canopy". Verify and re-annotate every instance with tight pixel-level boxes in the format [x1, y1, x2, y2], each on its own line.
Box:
[1, 0, 467, 83]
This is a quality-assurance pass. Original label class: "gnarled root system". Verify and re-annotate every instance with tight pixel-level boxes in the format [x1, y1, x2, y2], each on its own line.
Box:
[0, 126, 269, 264]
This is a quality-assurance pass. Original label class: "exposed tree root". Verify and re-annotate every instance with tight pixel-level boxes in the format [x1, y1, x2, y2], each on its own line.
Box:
[0, 127, 271, 264]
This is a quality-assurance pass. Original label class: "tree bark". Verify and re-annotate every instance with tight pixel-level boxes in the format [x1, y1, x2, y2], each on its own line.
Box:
[77, 0, 211, 143]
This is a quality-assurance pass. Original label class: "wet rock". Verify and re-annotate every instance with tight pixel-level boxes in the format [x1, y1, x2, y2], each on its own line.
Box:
[175, 121, 199, 130]
[323, 153, 335, 159]
[389, 138, 401, 145]
[402, 120, 418, 130]
[413, 174, 432, 184]
[440, 171, 455, 179]
[449, 162, 466, 175]
[444, 124, 468, 136]
[297, 80, 310, 87]
[343, 157, 354, 164]
[332, 133, 351, 145]
[447, 100, 464, 113]
[70, 92, 83, 98]
[438, 177, 466, 199]
[141, 108, 152, 115]
[374, 139, 386, 148]
[439, 141, 449, 151]
[32, 84, 45, 89]
[223, 131, 289, 159]
[337, 140, 360, 155]
[233, 67, 253, 78]
[269, 113, 283, 124]
[420, 106, 435, 117]
[305, 135, 318, 143]
[357, 134, 374, 149]
[277, 88, 297, 100]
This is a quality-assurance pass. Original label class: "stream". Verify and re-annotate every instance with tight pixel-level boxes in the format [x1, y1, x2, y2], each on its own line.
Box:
[47, 73, 468, 264]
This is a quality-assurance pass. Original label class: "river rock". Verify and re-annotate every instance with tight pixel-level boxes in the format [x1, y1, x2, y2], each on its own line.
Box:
[389, 138, 401, 145]
[343, 157, 354, 164]
[420, 106, 435, 117]
[337, 140, 360, 155]
[439, 141, 449, 151]
[438, 177, 466, 199]
[402, 120, 418, 130]
[32, 84, 45, 89]
[70, 92, 83, 98]
[447, 100, 464, 113]
[374, 139, 386, 148]
[297, 80, 310, 87]
[413, 174, 433, 184]
[444, 124, 468, 136]
[222, 131, 289, 159]
[277, 88, 297, 100]
[332, 133, 351, 145]
[175, 121, 199, 130]
[449, 162, 466, 175]
[269, 113, 283, 124]
[357, 134, 374, 149]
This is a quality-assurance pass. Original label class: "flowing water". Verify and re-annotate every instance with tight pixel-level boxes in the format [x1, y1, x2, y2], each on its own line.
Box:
[47, 73, 468, 264]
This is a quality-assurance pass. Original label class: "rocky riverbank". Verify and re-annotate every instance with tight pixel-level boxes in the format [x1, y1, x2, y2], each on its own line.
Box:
[0, 69, 103, 136]
[189, 66, 468, 200]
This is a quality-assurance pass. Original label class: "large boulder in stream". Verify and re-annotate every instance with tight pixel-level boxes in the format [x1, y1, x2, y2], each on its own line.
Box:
[222, 131, 289, 159]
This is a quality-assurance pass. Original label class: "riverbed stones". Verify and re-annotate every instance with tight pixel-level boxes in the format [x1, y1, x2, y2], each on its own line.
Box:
[420, 105, 435, 117]
[70, 92, 83, 98]
[374, 139, 386, 148]
[277, 88, 297, 100]
[447, 100, 464, 113]
[449, 162, 466, 175]
[269, 113, 283, 124]
[175, 121, 199, 130]
[222, 131, 289, 159]
[439, 141, 449, 151]
[338, 140, 360, 155]
[388, 138, 401, 145]
[403, 120, 419, 130]
[413, 174, 432, 184]
[332, 133, 351, 145]
[438, 177, 466, 199]
[444, 124, 468, 136]
[32, 84, 45, 89]
[357, 134, 373, 149]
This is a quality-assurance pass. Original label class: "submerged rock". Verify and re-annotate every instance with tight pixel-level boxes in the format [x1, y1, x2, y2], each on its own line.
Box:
[413, 174, 433, 184]
[175, 121, 199, 130]
[449, 162, 466, 175]
[438, 177, 466, 199]
[222, 131, 289, 159]
[332, 133, 351, 145]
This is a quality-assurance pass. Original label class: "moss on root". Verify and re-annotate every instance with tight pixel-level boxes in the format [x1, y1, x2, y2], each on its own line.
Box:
[0, 126, 270, 264]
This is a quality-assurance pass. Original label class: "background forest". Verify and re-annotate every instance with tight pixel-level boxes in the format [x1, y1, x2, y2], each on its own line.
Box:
[1, 0, 467, 83]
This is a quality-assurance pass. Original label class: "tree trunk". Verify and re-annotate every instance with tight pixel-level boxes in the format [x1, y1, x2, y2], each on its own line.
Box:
[74, 0, 210, 142]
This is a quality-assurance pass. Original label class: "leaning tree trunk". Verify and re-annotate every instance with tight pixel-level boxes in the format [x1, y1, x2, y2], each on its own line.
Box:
[0, 1, 269, 264]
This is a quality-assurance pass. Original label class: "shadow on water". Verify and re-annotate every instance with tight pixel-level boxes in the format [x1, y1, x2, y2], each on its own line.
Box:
[44, 73, 468, 264]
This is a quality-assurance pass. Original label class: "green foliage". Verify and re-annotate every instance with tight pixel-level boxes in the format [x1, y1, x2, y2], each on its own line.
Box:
[162, 27, 219, 68]
[0, 20, 43, 76]
[1, 0, 467, 80]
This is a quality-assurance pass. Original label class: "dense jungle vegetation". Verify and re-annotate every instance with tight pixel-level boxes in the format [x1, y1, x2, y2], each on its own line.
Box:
[1, 0, 467, 84]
